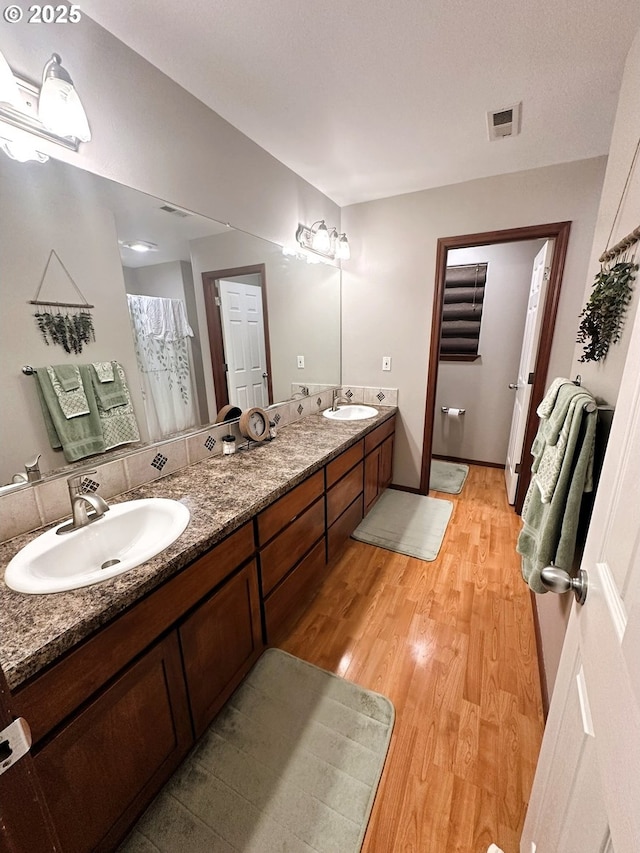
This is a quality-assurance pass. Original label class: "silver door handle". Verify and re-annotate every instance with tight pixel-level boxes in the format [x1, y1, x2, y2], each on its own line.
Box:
[509, 383, 519, 390]
[262, 372, 269, 379]
[540, 566, 588, 605]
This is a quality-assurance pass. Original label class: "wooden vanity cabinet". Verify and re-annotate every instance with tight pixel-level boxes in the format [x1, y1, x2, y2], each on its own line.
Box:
[364, 416, 395, 514]
[16, 521, 262, 853]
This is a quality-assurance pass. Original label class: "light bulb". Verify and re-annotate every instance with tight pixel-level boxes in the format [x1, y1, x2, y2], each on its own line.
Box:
[311, 221, 330, 254]
[38, 54, 91, 141]
[336, 234, 350, 261]
[0, 138, 48, 163]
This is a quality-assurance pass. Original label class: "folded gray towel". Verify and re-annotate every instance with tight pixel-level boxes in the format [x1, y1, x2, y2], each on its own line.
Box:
[52, 363, 81, 391]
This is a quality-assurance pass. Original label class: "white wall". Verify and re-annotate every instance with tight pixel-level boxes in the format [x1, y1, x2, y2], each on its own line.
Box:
[434, 241, 544, 464]
[537, 26, 640, 705]
[342, 156, 606, 488]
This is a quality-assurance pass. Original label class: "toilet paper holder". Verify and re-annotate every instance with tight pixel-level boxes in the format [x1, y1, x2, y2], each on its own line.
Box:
[441, 406, 466, 415]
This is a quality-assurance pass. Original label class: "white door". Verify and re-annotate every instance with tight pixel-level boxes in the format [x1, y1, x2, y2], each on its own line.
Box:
[522, 299, 640, 852]
[219, 280, 269, 409]
[504, 240, 554, 504]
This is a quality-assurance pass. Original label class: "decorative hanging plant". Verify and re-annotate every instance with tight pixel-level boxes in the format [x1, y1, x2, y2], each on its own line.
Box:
[35, 309, 96, 355]
[576, 260, 637, 362]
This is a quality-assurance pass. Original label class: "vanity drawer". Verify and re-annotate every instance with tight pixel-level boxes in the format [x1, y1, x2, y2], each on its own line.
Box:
[263, 539, 327, 642]
[326, 461, 364, 527]
[327, 494, 364, 562]
[257, 470, 324, 545]
[325, 440, 363, 488]
[260, 498, 325, 595]
[364, 416, 396, 454]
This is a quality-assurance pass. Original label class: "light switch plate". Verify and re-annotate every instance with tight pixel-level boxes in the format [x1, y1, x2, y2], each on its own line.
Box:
[297, 355, 305, 368]
[382, 356, 391, 371]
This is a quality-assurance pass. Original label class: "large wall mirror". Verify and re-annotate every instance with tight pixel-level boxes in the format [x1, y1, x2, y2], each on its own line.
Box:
[0, 155, 341, 486]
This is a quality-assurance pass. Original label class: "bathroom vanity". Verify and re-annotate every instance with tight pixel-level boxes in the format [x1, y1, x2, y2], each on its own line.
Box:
[0, 409, 396, 853]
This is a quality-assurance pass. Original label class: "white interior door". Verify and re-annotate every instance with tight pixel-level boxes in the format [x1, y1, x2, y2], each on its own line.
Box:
[522, 298, 640, 852]
[504, 240, 554, 504]
[219, 280, 269, 409]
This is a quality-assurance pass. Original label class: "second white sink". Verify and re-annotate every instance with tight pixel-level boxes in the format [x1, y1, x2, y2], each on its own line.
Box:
[4, 498, 190, 595]
[323, 405, 378, 421]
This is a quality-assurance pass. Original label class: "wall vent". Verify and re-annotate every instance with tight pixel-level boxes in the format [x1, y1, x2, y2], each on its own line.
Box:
[159, 204, 192, 218]
[487, 102, 522, 140]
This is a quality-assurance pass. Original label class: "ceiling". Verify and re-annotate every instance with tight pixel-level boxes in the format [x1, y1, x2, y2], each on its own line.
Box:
[83, 0, 640, 207]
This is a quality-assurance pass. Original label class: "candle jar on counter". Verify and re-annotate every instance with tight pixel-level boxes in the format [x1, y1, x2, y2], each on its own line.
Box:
[222, 434, 236, 455]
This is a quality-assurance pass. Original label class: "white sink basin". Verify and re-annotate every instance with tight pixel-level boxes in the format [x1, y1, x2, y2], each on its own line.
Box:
[4, 498, 190, 595]
[323, 405, 378, 421]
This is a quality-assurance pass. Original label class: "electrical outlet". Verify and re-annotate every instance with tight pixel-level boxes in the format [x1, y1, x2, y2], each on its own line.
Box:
[297, 355, 305, 368]
[382, 356, 391, 371]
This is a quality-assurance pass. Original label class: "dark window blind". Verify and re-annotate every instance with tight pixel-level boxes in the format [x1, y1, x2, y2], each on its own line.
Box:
[439, 263, 487, 358]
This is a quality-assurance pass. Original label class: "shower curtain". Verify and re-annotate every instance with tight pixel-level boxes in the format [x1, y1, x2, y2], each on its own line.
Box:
[127, 294, 198, 441]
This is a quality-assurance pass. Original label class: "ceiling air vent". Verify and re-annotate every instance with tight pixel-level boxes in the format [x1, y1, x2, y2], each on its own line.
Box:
[159, 204, 192, 218]
[487, 102, 522, 140]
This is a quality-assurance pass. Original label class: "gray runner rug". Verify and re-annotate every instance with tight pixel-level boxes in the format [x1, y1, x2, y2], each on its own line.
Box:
[120, 648, 395, 853]
[352, 489, 453, 561]
[429, 459, 469, 494]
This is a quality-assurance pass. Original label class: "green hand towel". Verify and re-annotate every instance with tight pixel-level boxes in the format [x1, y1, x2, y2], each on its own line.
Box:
[52, 363, 81, 391]
[35, 366, 106, 462]
[517, 403, 597, 593]
[89, 361, 128, 409]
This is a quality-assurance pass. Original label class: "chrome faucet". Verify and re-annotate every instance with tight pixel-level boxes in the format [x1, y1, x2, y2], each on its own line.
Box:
[24, 453, 42, 483]
[57, 471, 109, 535]
[331, 389, 350, 411]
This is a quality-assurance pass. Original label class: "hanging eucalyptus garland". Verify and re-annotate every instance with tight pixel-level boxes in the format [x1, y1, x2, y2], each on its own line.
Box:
[576, 260, 637, 362]
[35, 309, 96, 355]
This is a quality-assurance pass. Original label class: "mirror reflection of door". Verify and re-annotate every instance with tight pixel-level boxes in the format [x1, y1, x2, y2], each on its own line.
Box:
[202, 264, 273, 411]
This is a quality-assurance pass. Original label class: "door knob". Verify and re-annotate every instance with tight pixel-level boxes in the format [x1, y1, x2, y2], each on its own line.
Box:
[509, 383, 519, 390]
[262, 372, 269, 379]
[540, 566, 588, 605]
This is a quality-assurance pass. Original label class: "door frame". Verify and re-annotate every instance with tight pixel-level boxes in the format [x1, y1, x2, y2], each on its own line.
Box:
[420, 221, 572, 512]
[201, 264, 274, 411]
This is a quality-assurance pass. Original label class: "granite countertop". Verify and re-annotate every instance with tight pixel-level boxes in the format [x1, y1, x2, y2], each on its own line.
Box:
[0, 408, 396, 690]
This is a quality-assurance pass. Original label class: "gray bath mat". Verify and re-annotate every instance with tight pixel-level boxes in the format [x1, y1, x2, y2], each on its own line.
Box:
[429, 459, 469, 494]
[120, 648, 395, 853]
[352, 489, 453, 561]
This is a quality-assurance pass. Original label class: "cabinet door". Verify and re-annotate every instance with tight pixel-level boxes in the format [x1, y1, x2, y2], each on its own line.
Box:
[180, 560, 263, 737]
[33, 632, 192, 853]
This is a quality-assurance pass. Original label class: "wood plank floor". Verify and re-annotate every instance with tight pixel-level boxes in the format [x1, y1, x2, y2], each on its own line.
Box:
[277, 464, 545, 853]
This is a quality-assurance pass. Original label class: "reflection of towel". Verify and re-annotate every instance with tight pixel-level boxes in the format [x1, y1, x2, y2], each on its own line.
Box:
[52, 364, 81, 391]
[92, 361, 115, 383]
[94, 362, 140, 450]
[90, 362, 127, 409]
[35, 366, 106, 461]
[46, 366, 89, 419]
[517, 380, 597, 593]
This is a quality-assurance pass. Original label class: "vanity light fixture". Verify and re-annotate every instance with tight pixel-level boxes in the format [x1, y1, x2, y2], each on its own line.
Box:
[119, 240, 159, 253]
[295, 220, 350, 261]
[0, 49, 91, 163]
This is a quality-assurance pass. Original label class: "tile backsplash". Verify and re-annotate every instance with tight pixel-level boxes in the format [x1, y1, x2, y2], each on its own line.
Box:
[0, 385, 396, 544]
